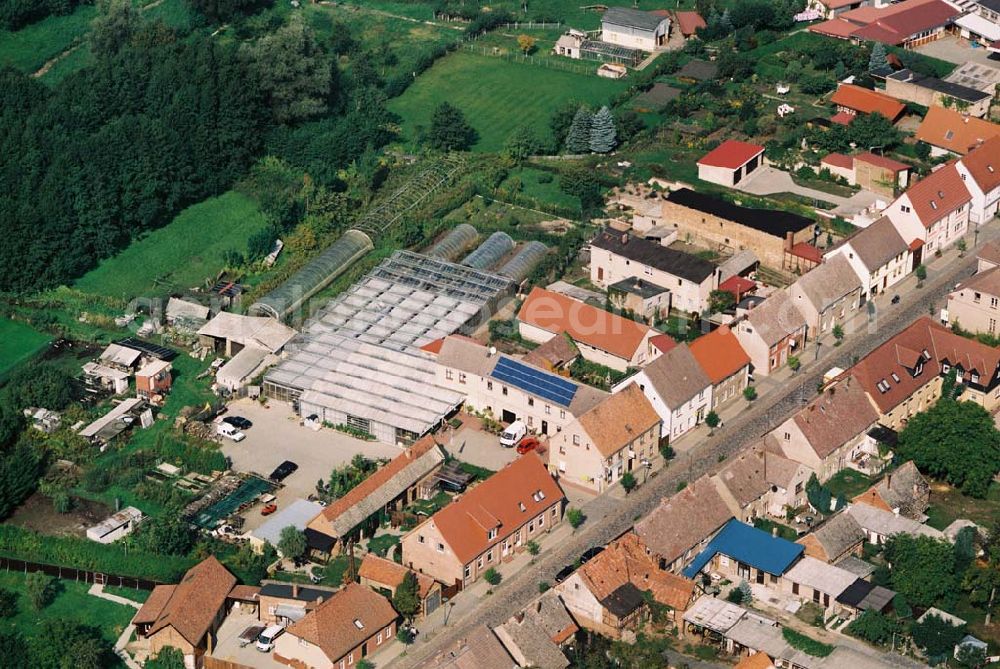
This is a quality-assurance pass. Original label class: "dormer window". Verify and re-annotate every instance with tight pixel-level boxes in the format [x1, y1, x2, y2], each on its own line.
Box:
[891, 373, 901, 383]
[943, 363, 950, 373]
[354, 619, 365, 630]
[518, 502, 526, 512]
[914, 362, 924, 376]
[930, 201, 938, 210]
[488, 528, 498, 540]
[922, 349, 930, 359]
[972, 373, 980, 384]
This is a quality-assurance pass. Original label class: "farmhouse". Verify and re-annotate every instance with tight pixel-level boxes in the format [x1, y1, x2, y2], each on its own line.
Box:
[359, 554, 442, 619]
[517, 286, 658, 371]
[601, 7, 670, 51]
[852, 460, 929, 520]
[615, 343, 712, 440]
[697, 140, 766, 188]
[711, 443, 814, 521]
[401, 453, 565, 589]
[820, 152, 911, 197]
[955, 135, 1000, 226]
[272, 583, 399, 669]
[589, 228, 719, 314]
[659, 189, 815, 269]
[798, 512, 866, 563]
[550, 383, 662, 493]
[495, 591, 577, 669]
[689, 325, 751, 410]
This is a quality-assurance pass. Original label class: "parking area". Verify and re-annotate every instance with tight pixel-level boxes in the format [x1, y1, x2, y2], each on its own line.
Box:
[220, 399, 402, 527]
[446, 423, 520, 471]
[914, 36, 1000, 68]
[209, 609, 288, 669]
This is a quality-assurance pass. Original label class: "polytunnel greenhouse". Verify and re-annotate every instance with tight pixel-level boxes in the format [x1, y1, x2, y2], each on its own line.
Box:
[461, 231, 514, 271]
[248, 229, 373, 320]
[497, 241, 548, 283]
[425, 224, 479, 261]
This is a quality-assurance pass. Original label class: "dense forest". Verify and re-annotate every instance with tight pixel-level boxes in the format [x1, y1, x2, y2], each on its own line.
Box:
[0, 0, 402, 293]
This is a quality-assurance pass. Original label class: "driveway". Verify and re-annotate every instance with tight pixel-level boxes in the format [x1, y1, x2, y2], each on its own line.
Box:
[444, 423, 519, 472]
[209, 610, 288, 669]
[737, 166, 848, 206]
[220, 398, 402, 528]
[914, 35, 1000, 68]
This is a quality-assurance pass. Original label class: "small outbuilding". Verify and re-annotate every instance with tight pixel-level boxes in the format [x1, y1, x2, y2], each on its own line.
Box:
[698, 140, 765, 187]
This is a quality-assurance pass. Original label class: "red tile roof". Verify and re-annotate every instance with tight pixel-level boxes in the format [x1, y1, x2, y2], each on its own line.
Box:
[830, 84, 905, 121]
[697, 140, 765, 170]
[424, 453, 566, 564]
[848, 0, 959, 44]
[142, 556, 237, 647]
[578, 384, 661, 458]
[650, 334, 678, 355]
[960, 135, 1000, 193]
[689, 325, 751, 385]
[518, 287, 652, 361]
[792, 380, 880, 460]
[809, 18, 865, 39]
[286, 583, 398, 664]
[822, 153, 855, 170]
[831, 111, 856, 125]
[675, 10, 707, 35]
[902, 163, 971, 227]
[915, 105, 1000, 155]
[850, 316, 1000, 413]
[359, 554, 437, 599]
[719, 275, 756, 301]
[789, 242, 823, 264]
[856, 152, 910, 172]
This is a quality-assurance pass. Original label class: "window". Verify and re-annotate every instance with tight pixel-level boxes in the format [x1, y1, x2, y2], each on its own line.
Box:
[464, 565, 471, 578]
[545, 405, 551, 415]
[436, 542, 444, 553]
[529, 521, 535, 532]
[972, 373, 980, 384]
[538, 514, 545, 527]
[573, 434, 580, 445]
[349, 653, 354, 665]
[377, 632, 382, 644]
[975, 292, 982, 304]
[528, 397, 534, 407]
[478, 557, 484, 568]
[488, 528, 497, 540]
[552, 507, 558, 517]
[487, 550, 494, 562]
[560, 410, 566, 419]
[901, 204, 911, 213]
[459, 372, 467, 384]
[487, 381, 493, 391]
[502, 386, 508, 396]
[783, 432, 790, 441]
[268, 605, 276, 615]
[559, 445, 565, 455]
[445, 370, 454, 380]
[418, 535, 425, 544]
[993, 297, 999, 309]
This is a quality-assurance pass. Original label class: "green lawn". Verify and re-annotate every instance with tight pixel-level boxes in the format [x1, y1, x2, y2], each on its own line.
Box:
[502, 167, 580, 213]
[925, 482, 1000, 531]
[825, 469, 874, 500]
[0, 318, 51, 378]
[0, 572, 135, 646]
[388, 52, 628, 152]
[0, 5, 97, 74]
[74, 191, 269, 299]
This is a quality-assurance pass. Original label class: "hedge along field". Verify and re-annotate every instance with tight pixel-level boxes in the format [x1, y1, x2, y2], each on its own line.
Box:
[74, 191, 269, 299]
[0, 318, 50, 377]
[0, 4, 97, 74]
[388, 51, 628, 152]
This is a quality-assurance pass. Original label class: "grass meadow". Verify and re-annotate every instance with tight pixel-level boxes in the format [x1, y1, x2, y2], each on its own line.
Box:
[0, 5, 96, 74]
[74, 191, 268, 299]
[388, 51, 628, 152]
[0, 318, 50, 377]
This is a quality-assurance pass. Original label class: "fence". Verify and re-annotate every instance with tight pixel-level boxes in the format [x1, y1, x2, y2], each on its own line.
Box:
[461, 43, 598, 76]
[0, 555, 162, 590]
[499, 21, 562, 29]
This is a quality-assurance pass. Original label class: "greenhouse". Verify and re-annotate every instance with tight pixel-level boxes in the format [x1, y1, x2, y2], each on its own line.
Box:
[248, 229, 374, 320]
[263, 250, 515, 443]
[497, 241, 549, 283]
[461, 231, 514, 271]
[425, 223, 479, 261]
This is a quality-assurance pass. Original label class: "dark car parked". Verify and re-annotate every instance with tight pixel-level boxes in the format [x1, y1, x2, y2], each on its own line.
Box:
[223, 416, 252, 430]
[579, 546, 605, 564]
[554, 564, 575, 583]
[269, 460, 298, 482]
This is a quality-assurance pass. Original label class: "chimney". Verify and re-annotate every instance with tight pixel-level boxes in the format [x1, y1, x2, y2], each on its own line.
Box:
[292, 583, 299, 598]
[785, 231, 794, 252]
[535, 600, 543, 614]
[886, 473, 892, 489]
[772, 526, 778, 538]
[621, 233, 629, 245]
[316, 596, 323, 604]
[515, 612, 525, 624]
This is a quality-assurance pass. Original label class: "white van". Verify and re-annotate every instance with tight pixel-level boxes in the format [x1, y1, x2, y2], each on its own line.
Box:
[499, 420, 527, 448]
[217, 422, 246, 442]
[256, 625, 284, 652]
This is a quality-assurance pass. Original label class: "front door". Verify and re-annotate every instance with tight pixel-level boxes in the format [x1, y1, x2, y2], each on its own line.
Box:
[597, 267, 604, 282]
[541, 420, 548, 434]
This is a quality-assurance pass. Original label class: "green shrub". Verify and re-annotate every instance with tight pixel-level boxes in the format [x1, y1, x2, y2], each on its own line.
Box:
[782, 628, 834, 657]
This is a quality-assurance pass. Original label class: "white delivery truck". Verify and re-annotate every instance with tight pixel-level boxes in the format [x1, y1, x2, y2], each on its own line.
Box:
[499, 420, 527, 448]
[256, 625, 285, 652]
[217, 421, 246, 442]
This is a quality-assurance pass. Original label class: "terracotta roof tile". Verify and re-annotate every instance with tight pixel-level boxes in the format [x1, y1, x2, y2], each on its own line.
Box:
[736, 652, 776, 669]
[418, 453, 566, 564]
[675, 10, 707, 35]
[639, 343, 713, 409]
[855, 152, 910, 172]
[144, 556, 237, 647]
[518, 287, 652, 361]
[286, 583, 398, 664]
[577, 534, 696, 612]
[978, 240, 1000, 267]
[359, 554, 436, 599]
[915, 106, 1000, 154]
[697, 140, 765, 170]
[133, 585, 175, 625]
[848, 0, 959, 44]
[650, 334, 678, 355]
[822, 153, 855, 170]
[578, 384, 660, 458]
[831, 111, 857, 126]
[900, 163, 971, 227]
[689, 325, 751, 385]
[809, 18, 865, 38]
[830, 84, 905, 121]
[960, 135, 1000, 192]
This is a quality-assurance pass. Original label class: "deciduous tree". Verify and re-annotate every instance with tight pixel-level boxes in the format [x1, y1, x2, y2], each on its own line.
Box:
[393, 572, 421, 623]
[277, 526, 307, 560]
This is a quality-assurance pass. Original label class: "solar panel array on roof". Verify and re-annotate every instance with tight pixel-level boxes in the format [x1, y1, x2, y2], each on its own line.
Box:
[490, 356, 578, 408]
[115, 338, 178, 361]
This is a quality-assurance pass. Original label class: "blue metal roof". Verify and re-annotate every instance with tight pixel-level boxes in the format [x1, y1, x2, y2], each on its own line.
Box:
[682, 519, 804, 579]
[490, 356, 579, 408]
